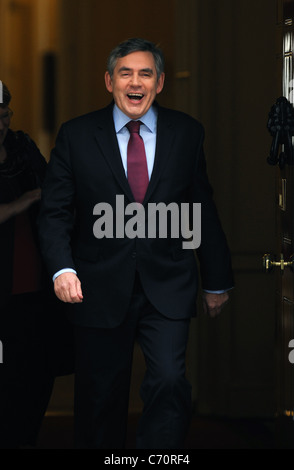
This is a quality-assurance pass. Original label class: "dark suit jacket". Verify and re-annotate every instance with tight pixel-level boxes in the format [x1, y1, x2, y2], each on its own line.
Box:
[38, 102, 233, 328]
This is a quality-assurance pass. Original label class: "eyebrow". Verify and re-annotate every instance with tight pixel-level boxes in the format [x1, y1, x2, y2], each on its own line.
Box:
[117, 66, 154, 75]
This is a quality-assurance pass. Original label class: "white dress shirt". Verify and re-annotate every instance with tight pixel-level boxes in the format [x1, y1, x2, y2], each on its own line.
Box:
[113, 103, 157, 179]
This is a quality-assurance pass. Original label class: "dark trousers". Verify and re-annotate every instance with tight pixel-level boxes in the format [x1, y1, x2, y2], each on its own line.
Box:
[73, 275, 192, 449]
[0, 292, 55, 448]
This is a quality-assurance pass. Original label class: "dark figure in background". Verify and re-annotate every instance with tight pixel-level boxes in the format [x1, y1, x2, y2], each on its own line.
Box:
[38, 38, 234, 449]
[0, 84, 71, 448]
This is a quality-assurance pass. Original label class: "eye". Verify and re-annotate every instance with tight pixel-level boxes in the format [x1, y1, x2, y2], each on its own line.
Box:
[119, 70, 131, 77]
[140, 69, 153, 78]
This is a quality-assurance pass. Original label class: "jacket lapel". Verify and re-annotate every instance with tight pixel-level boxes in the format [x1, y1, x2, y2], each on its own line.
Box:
[144, 106, 175, 204]
[93, 103, 134, 202]
[93, 103, 175, 205]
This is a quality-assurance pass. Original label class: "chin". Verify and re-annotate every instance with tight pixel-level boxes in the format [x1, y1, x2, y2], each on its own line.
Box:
[127, 108, 146, 119]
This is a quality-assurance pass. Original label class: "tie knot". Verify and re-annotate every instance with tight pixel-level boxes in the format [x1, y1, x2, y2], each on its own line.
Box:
[126, 120, 141, 134]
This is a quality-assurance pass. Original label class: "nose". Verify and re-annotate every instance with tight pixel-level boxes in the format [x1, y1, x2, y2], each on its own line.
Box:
[130, 73, 142, 87]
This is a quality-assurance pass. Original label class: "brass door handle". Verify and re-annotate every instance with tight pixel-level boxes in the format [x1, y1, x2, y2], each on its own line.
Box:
[263, 253, 294, 273]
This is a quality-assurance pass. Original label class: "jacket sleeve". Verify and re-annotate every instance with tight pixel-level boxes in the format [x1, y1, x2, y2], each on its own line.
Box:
[37, 124, 76, 279]
[191, 127, 234, 292]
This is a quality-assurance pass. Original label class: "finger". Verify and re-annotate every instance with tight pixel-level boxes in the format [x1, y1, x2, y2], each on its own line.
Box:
[55, 285, 82, 304]
[76, 279, 84, 300]
[54, 278, 81, 304]
[202, 298, 208, 315]
[208, 307, 221, 318]
[208, 300, 229, 318]
[67, 277, 84, 303]
[67, 295, 81, 304]
[54, 283, 70, 303]
[54, 287, 69, 303]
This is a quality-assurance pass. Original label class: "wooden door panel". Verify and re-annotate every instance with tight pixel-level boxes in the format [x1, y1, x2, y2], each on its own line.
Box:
[272, 0, 294, 447]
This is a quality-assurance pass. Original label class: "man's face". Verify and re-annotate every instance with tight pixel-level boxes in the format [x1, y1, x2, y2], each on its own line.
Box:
[105, 51, 165, 120]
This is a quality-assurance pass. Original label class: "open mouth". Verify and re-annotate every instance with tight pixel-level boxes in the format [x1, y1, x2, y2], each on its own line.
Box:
[127, 93, 144, 101]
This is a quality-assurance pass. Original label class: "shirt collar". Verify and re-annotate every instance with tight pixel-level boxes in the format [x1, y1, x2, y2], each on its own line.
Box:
[113, 104, 157, 134]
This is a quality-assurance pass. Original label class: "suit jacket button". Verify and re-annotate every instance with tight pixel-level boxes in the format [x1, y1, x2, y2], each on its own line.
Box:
[131, 251, 137, 259]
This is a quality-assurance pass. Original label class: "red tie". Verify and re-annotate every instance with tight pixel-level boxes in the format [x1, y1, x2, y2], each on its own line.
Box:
[126, 120, 149, 203]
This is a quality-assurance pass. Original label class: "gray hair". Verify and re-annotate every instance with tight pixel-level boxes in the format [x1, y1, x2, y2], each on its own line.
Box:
[107, 38, 165, 80]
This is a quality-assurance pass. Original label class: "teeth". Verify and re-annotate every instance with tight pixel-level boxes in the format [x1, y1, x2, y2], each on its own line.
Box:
[128, 93, 143, 99]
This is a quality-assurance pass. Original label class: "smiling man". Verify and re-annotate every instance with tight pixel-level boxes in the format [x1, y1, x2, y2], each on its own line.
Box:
[104, 49, 165, 120]
[38, 38, 233, 449]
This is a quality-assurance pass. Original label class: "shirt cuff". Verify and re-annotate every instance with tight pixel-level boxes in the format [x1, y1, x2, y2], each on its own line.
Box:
[53, 268, 77, 282]
[203, 287, 234, 294]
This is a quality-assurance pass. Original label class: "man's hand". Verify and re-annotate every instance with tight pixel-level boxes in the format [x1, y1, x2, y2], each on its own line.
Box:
[54, 272, 83, 304]
[202, 291, 229, 318]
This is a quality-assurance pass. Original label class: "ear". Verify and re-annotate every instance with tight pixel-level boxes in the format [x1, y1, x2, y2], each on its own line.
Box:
[156, 73, 165, 94]
[104, 71, 113, 93]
